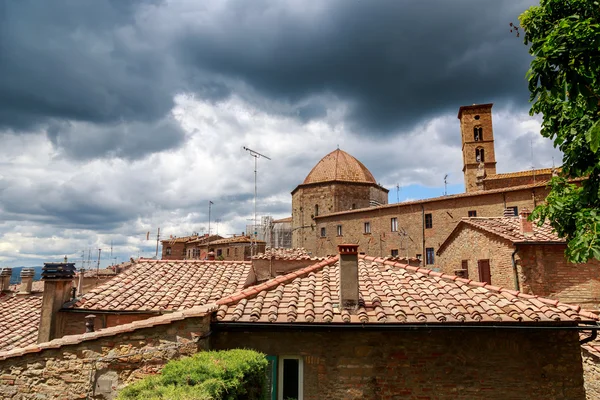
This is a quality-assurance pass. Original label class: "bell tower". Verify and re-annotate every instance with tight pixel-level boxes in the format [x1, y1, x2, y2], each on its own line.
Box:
[458, 103, 497, 192]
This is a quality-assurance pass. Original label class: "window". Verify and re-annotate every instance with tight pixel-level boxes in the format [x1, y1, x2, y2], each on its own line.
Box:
[474, 126, 483, 141]
[478, 259, 491, 284]
[468, 210, 477, 217]
[314, 204, 319, 217]
[165, 247, 172, 256]
[278, 356, 303, 400]
[227, 248, 230, 256]
[351, 203, 356, 210]
[390, 217, 398, 232]
[476, 147, 485, 162]
[364, 222, 371, 234]
[416, 254, 422, 262]
[216, 249, 222, 257]
[474, 115, 480, 120]
[320, 227, 326, 237]
[425, 247, 435, 265]
[336, 225, 343, 236]
[391, 249, 399, 257]
[425, 213, 432, 229]
[461, 260, 469, 276]
[506, 206, 518, 216]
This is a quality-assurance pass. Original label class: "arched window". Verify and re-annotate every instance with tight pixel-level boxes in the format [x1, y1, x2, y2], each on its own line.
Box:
[476, 148, 485, 162]
[474, 126, 483, 141]
[314, 204, 319, 217]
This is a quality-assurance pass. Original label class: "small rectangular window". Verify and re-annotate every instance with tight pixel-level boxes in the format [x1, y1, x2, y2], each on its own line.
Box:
[336, 225, 342, 236]
[364, 222, 371, 234]
[217, 249, 222, 257]
[468, 210, 477, 217]
[461, 260, 468, 270]
[425, 213, 433, 229]
[416, 254, 422, 261]
[391, 249, 399, 257]
[390, 217, 398, 232]
[278, 356, 303, 400]
[426, 248, 435, 265]
[320, 227, 326, 237]
[165, 247, 172, 256]
[507, 206, 518, 216]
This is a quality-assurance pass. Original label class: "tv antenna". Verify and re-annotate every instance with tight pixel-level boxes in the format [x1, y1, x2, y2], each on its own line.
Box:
[243, 146, 271, 256]
[208, 201, 214, 235]
[215, 218, 221, 235]
[396, 183, 400, 204]
[444, 174, 449, 196]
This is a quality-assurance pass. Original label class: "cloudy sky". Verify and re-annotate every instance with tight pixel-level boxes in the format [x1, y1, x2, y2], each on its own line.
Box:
[0, 0, 561, 267]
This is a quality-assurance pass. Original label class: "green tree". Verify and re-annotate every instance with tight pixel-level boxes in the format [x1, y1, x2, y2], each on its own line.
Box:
[519, 0, 600, 262]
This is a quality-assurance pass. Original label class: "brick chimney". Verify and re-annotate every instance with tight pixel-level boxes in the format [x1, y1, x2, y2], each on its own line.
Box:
[17, 268, 35, 295]
[0, 268, 12, 292]
[38, 262, 76, 343]
[519, 209, 534, 237]
[338, 244, 359, 310]
[207, 252, 216, 261]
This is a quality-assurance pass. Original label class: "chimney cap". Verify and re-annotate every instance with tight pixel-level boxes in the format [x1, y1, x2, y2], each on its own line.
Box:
[338, 244, 359, 255]
[0, 267, 12, 277]
[42, 262, 76, 281]
[20, 268, 35, 278]
[519, 208, 532, 216]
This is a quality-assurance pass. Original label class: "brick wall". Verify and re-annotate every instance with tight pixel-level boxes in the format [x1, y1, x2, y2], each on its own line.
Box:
[436, 226, 517, 288]
[161, 242, 186, 260]
[518, 244, 600, 309]
[0, 313, 211, 399]
[310, 186, 548, 263]
[211, 328, 586, 400]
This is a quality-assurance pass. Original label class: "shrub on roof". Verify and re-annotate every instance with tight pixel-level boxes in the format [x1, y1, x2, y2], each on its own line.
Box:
[116, 349, 268, 400]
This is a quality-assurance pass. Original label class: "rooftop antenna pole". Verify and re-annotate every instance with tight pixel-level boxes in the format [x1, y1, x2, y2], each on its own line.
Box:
[243, 146, 271, 257]
[155, 227, 161, 259]
[215, 218, 221, 235]
[110, 240, 113, 266]
[208, 201, 213, 235]
[96, 248, 101, 278]
[444, 174, 449, 196]
[531, 138, 536, 184]
[396, 183, 400, 204]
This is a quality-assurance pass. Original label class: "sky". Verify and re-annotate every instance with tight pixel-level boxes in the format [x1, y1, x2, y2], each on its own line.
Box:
[0, 0, 561, 268]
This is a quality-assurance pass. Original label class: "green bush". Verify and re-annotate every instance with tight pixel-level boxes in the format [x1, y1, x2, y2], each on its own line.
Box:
[117, 349, 268, 400]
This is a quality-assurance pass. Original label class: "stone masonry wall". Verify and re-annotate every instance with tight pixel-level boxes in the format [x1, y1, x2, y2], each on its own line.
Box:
[582, 348, 600, 400]
[312, 185, 548, 263]
[211, 328, 586, 400]
[0, 313, 211, 399]
[436, 226, 517, 289]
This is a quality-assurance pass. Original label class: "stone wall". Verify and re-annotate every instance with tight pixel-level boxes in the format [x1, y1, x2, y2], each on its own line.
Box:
[0, 310, 211, 399]
[211, 328, 586, 400]
[582, 348, 600, 400]
[312, 185, 549, 263]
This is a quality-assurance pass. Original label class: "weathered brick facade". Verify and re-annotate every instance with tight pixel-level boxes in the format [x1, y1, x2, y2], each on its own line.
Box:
[582, 348, 600, 400]
[212, 328, 586, 400]
[307, 185, 548, 263]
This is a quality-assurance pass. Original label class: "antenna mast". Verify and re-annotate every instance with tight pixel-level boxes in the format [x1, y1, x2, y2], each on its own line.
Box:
[155, 227, 161, 259]
[208, 201, 214, 235]
[444, 174, 449, 196]
[396, 183, 400, 204]
[243, 146, 271, 257]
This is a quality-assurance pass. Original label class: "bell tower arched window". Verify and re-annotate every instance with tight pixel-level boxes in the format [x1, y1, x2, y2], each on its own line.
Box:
[474, 126, 483, 141]
[476, 148, 485, 163]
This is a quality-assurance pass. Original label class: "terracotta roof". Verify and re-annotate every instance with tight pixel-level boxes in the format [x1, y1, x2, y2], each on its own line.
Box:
[160, 235, 202, 244]
[0, 305, 215, 361]
[187, 234, 223, 245]
[0, 292, 43, 352]
[302, 149, 377, 186]
[253, 248, 316, 260]
[9, 281, 45, 293]
[272, 216, 292, 223]
[215, 256, 597, 325]
[582, 337, 600, 358]
[484, 168, 557, 181]
[71, 260, 252, 311]
[208, 236, 265, 245]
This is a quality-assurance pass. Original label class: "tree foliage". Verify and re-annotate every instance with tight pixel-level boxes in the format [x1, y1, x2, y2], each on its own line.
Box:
[519, 0, 600, 262]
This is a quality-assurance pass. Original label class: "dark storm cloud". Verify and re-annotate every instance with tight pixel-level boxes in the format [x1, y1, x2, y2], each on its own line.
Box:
[179, 0, 538, 134]
[1, 0, 539, 157]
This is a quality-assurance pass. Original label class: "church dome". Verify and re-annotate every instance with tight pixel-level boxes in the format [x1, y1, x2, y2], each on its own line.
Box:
[303, 149, 377, 185]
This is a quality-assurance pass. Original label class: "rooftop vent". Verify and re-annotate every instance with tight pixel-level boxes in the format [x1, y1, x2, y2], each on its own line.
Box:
[41, 263, 76, 281]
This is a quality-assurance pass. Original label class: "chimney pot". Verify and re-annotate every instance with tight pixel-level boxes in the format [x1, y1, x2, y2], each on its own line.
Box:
[18, 268, 35, 295]
[338, 244, 359, 310]
[85, 314, 96, 333]
[519, 209, 534, 237]
[0, 268, 13, 292]
[207, 252, 216, 261]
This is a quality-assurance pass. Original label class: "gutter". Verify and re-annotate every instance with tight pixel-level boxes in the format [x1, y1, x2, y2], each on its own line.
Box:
[61, 308, 166, 315]
[511, 246, 520, 292]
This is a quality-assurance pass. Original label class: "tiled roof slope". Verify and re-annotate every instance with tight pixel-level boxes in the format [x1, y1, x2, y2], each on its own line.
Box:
[71, 260, 251, 311]
[272, 216, 292, 223]
[253, 248, 315, 260]
[484, 167, 557, 181]
[0, 292, 43, 352]
[208, 236, 265, 245]
[160, 235, 200, 244]
[463, 217, 562, 243]
[215, 256, 598, 324]
[302, 149, 377, 185]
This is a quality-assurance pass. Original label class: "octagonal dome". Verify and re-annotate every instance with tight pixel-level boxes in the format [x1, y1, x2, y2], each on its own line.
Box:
[303, 149, 377, 185]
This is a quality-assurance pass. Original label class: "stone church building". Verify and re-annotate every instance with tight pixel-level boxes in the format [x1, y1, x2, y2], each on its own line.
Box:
[291, 103, 556, 265]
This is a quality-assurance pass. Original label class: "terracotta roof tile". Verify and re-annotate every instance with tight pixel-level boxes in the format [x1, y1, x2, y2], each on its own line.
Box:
[253, 248, 318, 260]
[216, 256, 598, 325]
[484, 167, 557, 181]
[302, 149, 377, 185]
[0, 292, 43, 352]
[208, 236, 265, 245]
[463, 217, 562, 243]
[70, 260, 251, 311]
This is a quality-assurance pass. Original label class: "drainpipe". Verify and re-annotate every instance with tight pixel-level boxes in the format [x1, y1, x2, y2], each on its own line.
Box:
[421, 205, 426, 263]
[580, 330, 598, 345]
[511, 246, 520, 291]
